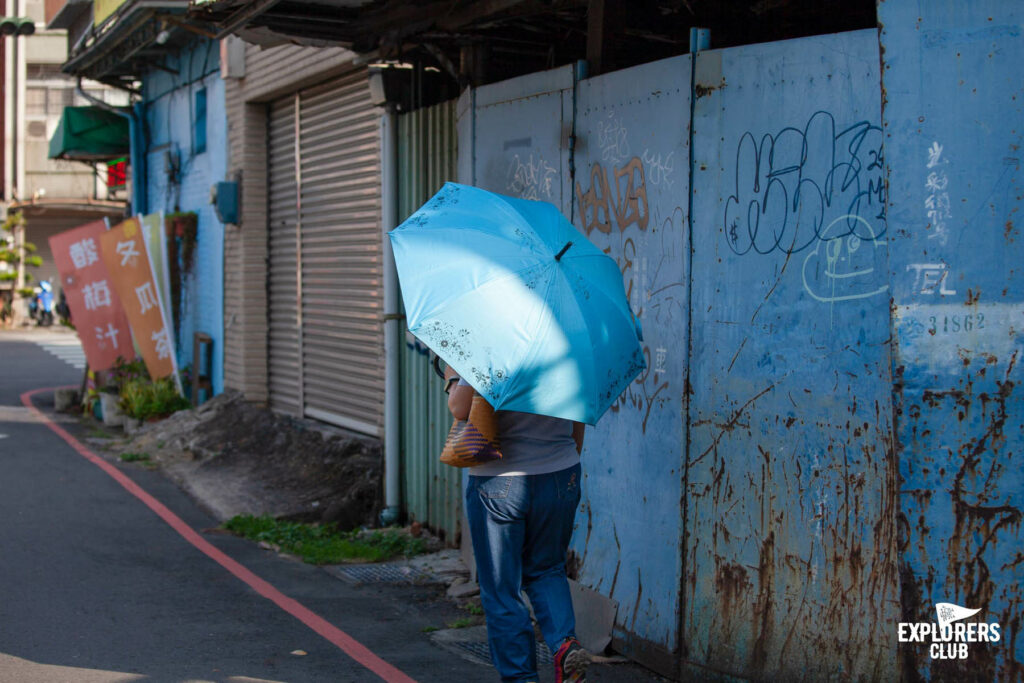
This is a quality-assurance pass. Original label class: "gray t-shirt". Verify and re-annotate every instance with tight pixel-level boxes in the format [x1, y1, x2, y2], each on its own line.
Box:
[457, 379, 580, 476]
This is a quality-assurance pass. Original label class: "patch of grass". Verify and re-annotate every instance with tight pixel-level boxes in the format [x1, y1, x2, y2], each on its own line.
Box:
[447, 617, 476, 629]
[466, 603, 484, 616]
[119, 452, 151, 462]
[87, 428, 113, 439]
[421, 626, 439, 633]
[222, 515, 428, 566]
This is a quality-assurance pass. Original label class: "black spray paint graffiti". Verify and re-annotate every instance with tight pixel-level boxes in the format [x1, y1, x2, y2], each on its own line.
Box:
[724, 110, 885, 256]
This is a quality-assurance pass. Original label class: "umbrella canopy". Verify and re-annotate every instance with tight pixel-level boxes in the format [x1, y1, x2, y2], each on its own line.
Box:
[389, 182, 645, 425]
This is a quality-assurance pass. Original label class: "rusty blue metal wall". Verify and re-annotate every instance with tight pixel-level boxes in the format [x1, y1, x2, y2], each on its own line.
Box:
[879, 1, 1024, 680]
[572, 55, 691, 671]
[455, 13, 1021, 680]
[686, 30, 899, 681]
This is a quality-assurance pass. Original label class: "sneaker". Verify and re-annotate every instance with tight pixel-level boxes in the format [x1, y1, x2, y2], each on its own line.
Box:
[554, 637, 589, 683]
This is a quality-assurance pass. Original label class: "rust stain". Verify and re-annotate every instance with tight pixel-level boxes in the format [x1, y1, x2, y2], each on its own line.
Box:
[714, 563, 751, 619]
[694, 78, 726, 98]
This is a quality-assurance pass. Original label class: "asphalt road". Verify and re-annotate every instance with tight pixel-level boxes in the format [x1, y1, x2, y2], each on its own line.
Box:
[0, 330, 491, 683]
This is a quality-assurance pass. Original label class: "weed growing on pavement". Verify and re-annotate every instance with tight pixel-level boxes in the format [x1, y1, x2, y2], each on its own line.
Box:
[120, 377, 190, 421]
[466, 603, 484, 616]
[447, 617, 476, 629]
[222, 515, 428, 565]
[421, 626, 439, 633]
[119, 452, 151, 462]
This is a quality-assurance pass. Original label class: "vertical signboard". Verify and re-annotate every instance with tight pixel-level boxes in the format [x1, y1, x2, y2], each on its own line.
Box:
[99, 218, 177, 381]
[139, 211, 173, 332]
[48, 220, 133, 372]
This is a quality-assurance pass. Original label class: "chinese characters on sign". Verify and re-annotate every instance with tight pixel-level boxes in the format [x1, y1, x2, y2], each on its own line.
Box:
[48, 220, 133, 372]
[99, 218, 177, 380]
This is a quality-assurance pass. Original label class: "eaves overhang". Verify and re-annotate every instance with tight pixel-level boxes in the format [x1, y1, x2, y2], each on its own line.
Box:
[188, 0, 377, 48]
[61, 0, 212, 87]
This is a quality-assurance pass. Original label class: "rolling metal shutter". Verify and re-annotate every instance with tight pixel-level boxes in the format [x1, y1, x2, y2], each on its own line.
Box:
[266, 70, 383, 435]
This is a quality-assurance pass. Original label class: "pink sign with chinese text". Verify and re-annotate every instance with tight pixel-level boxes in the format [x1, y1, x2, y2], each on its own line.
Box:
[49, 220, 134, 372]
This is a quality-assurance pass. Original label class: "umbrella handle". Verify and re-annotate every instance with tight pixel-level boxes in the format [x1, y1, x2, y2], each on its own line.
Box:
[432, 354, 446, 380]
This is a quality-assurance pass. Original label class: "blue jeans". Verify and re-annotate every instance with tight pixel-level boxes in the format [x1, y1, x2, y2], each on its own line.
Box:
[465, 463, 582, 683]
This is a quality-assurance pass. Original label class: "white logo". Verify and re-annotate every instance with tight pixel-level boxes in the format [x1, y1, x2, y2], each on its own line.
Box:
[898, 602, 1000, 660]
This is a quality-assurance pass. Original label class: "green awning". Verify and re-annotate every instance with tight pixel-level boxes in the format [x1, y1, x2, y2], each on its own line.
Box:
[48, 106, 130, 162]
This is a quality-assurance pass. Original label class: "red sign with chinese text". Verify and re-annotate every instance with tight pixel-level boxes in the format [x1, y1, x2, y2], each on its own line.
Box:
[48, 220, 134, 372]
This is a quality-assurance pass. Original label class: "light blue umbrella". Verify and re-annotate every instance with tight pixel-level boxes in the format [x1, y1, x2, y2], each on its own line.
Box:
[389, 182, 645, 425]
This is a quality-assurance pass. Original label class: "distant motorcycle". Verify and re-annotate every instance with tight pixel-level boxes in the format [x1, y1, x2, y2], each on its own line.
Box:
[28, 280, 54, 326]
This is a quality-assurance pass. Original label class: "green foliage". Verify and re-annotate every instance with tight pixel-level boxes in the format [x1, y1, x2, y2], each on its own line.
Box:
[421, 626, 439, 633]
[119, 376, 190, 420]
[447, 617, 476, 629]
[222, 515, 428, 566]
[0, 212, 43, 286]
[111, 357, 149, 391]
[466, 603, 484, 616]
[119, 452, 151, 462]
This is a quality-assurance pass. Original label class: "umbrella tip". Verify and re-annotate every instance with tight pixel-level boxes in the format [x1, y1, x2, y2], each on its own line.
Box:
[554, 241, 573, 261]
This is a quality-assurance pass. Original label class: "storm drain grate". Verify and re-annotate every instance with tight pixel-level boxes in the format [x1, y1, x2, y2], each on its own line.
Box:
[327, 563, 438, 585]
[430, 628, 553, 669]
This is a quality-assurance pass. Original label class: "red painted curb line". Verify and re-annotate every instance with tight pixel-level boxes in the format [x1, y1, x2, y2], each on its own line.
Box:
[21, 386, 417, 683]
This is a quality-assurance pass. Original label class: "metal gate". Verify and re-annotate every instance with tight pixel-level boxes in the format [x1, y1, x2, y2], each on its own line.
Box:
[266, 70, 383, 435]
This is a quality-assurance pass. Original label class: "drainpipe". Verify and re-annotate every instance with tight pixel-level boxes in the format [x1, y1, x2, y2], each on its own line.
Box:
[379, 103, 401, 526]
[76, 79, 146, 215]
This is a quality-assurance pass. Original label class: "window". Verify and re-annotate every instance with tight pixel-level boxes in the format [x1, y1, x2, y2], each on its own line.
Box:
[194, 88, 207, 154]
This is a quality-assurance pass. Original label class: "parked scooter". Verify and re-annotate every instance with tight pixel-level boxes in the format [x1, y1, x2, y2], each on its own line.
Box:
[28, 280, 55, 326]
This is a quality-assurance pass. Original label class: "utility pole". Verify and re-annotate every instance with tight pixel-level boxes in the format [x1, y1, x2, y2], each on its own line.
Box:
[2, 2, 34, 323]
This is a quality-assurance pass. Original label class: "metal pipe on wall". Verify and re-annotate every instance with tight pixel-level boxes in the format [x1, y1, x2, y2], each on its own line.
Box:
[380, 104, 401, 526]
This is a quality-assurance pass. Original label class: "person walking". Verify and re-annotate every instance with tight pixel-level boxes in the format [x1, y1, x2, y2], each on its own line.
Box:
[447, 369, 590, 683]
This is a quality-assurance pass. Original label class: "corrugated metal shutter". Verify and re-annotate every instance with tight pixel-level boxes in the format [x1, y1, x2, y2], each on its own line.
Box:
[267, 95, 301, 415]
[265, 70, 383, 434]
[398, 99, 460, 542]
[298, 71, 382, 435]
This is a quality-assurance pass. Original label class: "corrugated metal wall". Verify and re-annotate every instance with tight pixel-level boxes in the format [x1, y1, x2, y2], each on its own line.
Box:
[879, 1, 1024, 680]
[397, 99, 462, 542]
